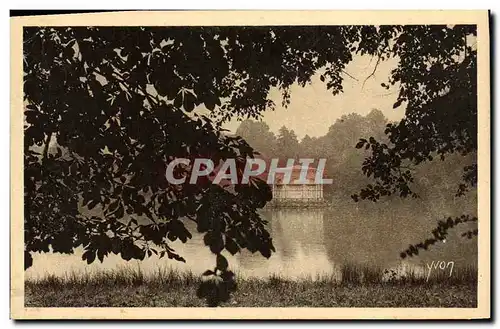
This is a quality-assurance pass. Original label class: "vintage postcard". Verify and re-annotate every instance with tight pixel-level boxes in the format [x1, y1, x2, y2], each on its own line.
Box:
[10, 10, 490, 319]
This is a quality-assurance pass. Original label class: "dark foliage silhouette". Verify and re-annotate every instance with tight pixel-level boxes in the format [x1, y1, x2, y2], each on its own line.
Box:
[24, 25, 477, 304]
[349, 25, 478, 256]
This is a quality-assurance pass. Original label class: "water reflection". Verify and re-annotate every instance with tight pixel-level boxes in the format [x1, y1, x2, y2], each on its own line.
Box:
[26, 202, 477, 281]
[236, 208, 334, 279]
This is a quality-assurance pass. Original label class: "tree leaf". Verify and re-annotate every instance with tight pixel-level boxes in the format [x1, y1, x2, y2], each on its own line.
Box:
[216, 253, 228, 271]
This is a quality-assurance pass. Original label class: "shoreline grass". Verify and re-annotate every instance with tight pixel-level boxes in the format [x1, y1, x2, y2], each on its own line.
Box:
[25, 265, 477, 308]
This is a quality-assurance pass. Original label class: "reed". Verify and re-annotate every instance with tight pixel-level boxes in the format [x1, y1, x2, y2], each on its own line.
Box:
[25, 263, 478, 307]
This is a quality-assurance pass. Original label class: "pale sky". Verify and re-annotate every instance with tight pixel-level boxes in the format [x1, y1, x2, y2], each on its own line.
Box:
[223, 54, 406, 139]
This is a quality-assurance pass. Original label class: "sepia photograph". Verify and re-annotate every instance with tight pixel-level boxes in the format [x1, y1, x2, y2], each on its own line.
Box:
[10, 10, 490, 319]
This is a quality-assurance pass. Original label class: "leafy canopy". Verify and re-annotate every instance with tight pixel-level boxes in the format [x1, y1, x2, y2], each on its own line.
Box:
[350, 25, 478, 256]
[24, 25, 477, 298]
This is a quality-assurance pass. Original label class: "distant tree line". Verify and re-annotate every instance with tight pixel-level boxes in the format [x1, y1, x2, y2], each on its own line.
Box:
[235, 109, 476, 209]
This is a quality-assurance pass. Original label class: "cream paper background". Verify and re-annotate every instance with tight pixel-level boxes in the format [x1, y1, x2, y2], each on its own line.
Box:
[10, 10, 490, 319]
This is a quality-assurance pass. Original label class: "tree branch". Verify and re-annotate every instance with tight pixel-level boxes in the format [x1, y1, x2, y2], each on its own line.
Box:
[42, 132, 53, 165]
[341, 69, 359, 81]
[362, 52, 382, 89]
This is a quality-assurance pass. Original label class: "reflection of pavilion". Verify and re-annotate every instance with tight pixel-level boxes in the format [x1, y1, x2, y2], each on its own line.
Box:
[236, 208, 335, 279]
[270, 208, 325, 246]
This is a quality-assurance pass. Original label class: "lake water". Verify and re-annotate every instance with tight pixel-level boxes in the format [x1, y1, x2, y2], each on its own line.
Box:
[26, 198, 477, 281]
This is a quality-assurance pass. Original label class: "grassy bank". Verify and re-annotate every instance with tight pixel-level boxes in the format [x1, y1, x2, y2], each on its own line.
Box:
[25, 265, 477, 308]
